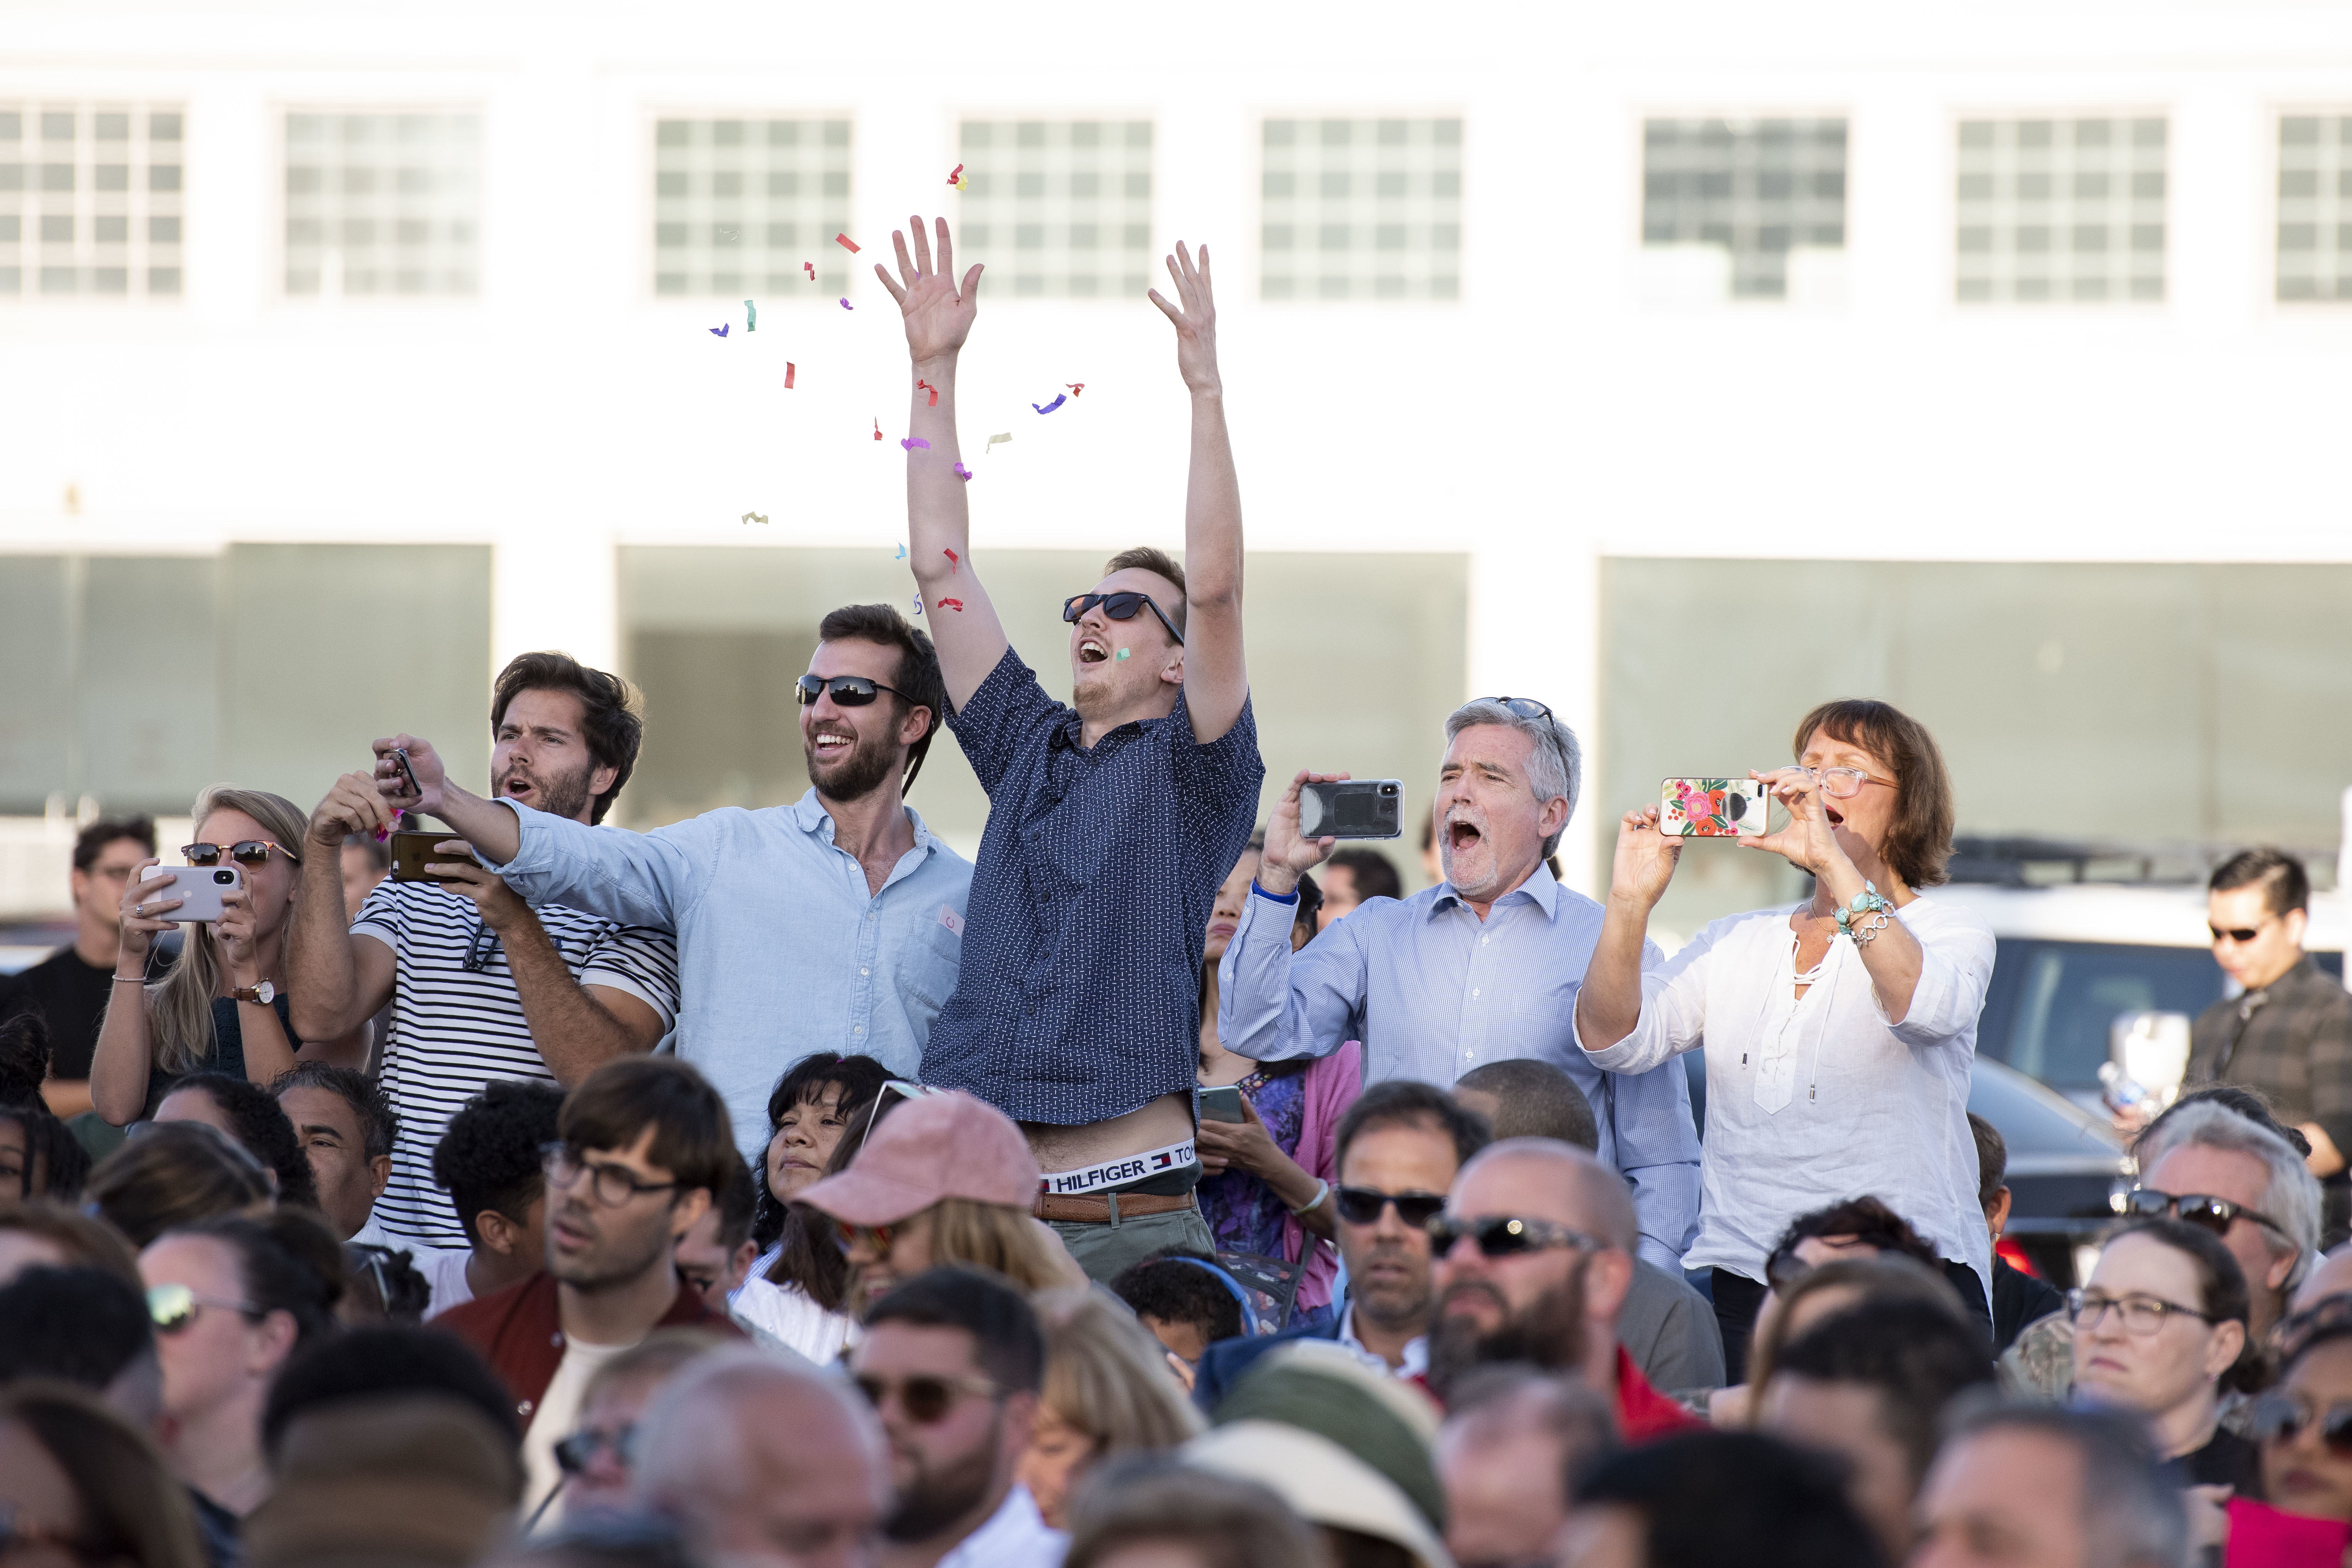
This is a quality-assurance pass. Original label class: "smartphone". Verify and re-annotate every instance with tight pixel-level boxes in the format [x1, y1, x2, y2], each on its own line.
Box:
[1298, 780, 1405, 840]
[389, 829, 480, 884]
[1198, 1085, 1247, 1124]
[385, 747, 422, 805]
[140, 861, 242, 922]
[1661, 777, 1768, 837]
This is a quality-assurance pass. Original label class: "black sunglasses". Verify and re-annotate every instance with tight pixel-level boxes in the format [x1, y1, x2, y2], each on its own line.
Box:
[1334, 1186, 1448, 1229]
[1427, 1214, 1606, 1259]
[183, 839, 301, 867]
[2210, 923, 2271, 944]
[2252, 1393, 2352, 1452]
[853, 1371, 1002, 1425]
[2121, 1188, 2292, 1242]
[1061, 591, 1186, 648]
[796, 674, 914, 709]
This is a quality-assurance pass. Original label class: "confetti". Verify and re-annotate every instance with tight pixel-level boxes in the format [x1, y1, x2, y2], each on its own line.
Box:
[895, 544, 907, 560]
[947, 163, 964, 188]
[709, 324, 729, 337]
[987, 433, 1013, 452]
[954, 463, 973, 482]
[785, 362, 796, 389]
[745, 300, 756, 332]
[936, 598, 965, 611]
[840, 298, 853, 310]
[741, 512, 768, 525]
[912, 597, 923, 615]
[804, 262, 816, 281]
[901, 437, 931, 451]
[1032, 394, 1066, 415]
[944, 548, 959, 570]
[873, 418, 883, 441]
[836, 233, 860, 253]
[917, 378, 939, 407]
[1115, 648, 1131, 662]
[1066, 383, 1085, 397]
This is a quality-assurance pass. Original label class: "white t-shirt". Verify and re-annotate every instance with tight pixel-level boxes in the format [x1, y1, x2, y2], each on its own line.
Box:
[419, 1247, 475, 1320]
[937, 1486, 1067, 1568]
[353, 879, 681, 1250]
[731, 1275, 860, 1366]
[521, 1338, 627, 1530]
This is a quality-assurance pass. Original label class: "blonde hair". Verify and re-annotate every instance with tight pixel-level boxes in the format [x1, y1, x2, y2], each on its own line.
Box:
[124, 786, 311, 1075]
[927, 1196, 1075, 1292]
[1035, 1288, 1203, 1453]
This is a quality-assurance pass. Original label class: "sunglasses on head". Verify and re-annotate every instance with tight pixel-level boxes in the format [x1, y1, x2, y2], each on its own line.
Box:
[1334, 1186, 1448, 1229]
[796, 674, 913, 709]
[182, 840, 299, 868]
[1061, 591, 1185, 648]
[1426, 1214, 1606, 1259]
[853, 1371, 1002, 1425]
[553, 1424, 634, 1475]
[2252, 1393, 2352, 1452]
[2120, 1188, 2291, 1242]
[147, 1281, 259, 1335]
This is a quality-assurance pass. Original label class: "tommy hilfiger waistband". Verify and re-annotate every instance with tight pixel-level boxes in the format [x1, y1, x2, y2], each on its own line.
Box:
[1038, 1138, 1198, 1196]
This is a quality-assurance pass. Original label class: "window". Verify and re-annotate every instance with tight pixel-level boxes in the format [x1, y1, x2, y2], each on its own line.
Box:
[953, 120, 1151, 299]
[2277, 115, 2352, 302]
[1260, 117, 1460, 301]
[652, 117, 851, 297]
[1641, 118, 1845, 299]
[284, 112, 478, 297]
[0, 102, 184, 299]
[1954, 116, 2167, 304]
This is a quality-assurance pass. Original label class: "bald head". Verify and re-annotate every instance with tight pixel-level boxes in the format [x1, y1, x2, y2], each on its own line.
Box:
[1452, 1138, 1638, 1253]
[636, 1350, 889, 1568]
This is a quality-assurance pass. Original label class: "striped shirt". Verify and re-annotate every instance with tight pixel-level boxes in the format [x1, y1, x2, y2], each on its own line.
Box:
[353, 879, 682, 1250]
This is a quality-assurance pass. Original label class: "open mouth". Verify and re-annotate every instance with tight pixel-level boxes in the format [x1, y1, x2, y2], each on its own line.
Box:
[502, 776, 534, 801]
[1448, 819, 1483, 853]
[1825, 806, 1845, 826]
[1077, 636, 1110, 665]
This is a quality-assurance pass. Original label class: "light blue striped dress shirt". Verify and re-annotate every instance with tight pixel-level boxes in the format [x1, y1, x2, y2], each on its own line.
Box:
[488, 791, 972, 1160]
[1217, 864, 1702, 1270]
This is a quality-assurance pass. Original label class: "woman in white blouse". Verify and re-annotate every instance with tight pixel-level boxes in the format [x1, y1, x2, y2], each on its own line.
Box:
[1574, 699, 1994, 1380]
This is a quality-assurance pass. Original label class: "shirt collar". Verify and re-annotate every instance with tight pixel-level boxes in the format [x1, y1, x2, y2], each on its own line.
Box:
[1337, 1306, 1429, 1379]
[1424, 858, 1561, 922]
[789, 788, 938, 857]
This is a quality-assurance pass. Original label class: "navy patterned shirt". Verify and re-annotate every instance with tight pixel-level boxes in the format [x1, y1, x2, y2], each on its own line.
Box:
[927, 647, 1265, 1125]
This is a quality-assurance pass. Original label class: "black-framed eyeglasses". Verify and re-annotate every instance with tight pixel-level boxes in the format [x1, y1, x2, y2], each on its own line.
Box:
[463, 917, 500, 973]
[853, 1371, 1003, 1425]
[540, 1142, 681, 1208]
[1478, 697, 1573, 795]
[796, 674, 914, 709]
[2121, 1188, 2293, 1244]
[1427, 1214, 1606, 1260]
[553, 1423, 635, 1475]
[1061, 591, 1186, 648]
[2251, 1392, 2352, 1452]
[1334, 1186, 1448, 1229]
[183, 839, 301, 868]
[2066, 1288, 2215, 1336]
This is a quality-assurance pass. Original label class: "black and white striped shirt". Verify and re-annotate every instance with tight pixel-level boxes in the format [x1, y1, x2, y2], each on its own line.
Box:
[353, 879, 682, 1251]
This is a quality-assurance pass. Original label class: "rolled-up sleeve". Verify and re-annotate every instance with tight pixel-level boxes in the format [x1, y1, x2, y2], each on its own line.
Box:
[1575, 925, 1719, 1075]
[1218, 888, 1365, 1063]
[490, 801, 703, 933]
[1885, 913, 1995, 1051]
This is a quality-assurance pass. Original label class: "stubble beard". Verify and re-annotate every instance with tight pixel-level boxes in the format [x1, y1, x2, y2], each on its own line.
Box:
[882, 1435, 1000, 1543]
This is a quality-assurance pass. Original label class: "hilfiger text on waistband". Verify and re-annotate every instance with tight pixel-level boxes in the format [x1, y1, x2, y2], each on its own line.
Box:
[1037, 1139, 1198, 1197]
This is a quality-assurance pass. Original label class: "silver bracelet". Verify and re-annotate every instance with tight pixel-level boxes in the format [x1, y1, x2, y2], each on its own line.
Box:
[1288, 1178, 1330, 1217]
[1851, 909, 1893, 946]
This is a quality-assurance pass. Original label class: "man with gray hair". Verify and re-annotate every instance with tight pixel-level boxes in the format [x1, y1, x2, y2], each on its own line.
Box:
[635, 1346, 891, 1568]
[1222, 698, 1699, 1271]
[1913, 1402, 2188, 1568]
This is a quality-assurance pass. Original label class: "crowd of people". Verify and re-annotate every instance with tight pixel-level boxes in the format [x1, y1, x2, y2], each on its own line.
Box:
[6, 215, 2352, 1568]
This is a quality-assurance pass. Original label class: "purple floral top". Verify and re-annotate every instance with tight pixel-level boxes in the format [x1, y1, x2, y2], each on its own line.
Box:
[1197, 1067, 1307, 1262]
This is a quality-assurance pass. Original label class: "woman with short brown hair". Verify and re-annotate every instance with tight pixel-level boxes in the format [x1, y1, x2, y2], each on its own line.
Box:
[1575, 698, 1993, 1379]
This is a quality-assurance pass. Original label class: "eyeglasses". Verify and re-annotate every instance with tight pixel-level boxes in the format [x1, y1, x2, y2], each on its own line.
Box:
[2066, 1288, 2216, 1336]
[540, 1143, 681, 1208]
[2251, 1393, 2352, 1452]
[1061, 591, 1186, 648]
[553, 1424, 635, 1475]
[463, 918, 500, 973]
[1479, 698, 1575, 796]
[1334, 1186, 1449, 1229]
[147, 1281, 260, 1334]
[796, 674, 915, 709]
[1427, 1214, 1606, 1259]
[853, 1371, 1003, 1425]
[2211, 919, 2276, 945]
[182, 840, 300, 868]
[1801, 766, 1897, 800]
[2119, 1188, 2294, 1244]
[832, 1218, 899, 1256]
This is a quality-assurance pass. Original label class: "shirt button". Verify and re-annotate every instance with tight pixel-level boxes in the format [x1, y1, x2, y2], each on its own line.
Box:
[860, 968, 869, 977]
[518, 1400, 534, 1415]
[1473, 989, 1481, 998]
[1481, 936, 1488, 945]
[854, 1025, 864, 1033]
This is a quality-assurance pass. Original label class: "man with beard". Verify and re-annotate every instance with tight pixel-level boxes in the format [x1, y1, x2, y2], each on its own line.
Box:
[290, 653, 683, 1253]
[849, 1267, 1063, 1568]
[361, 608, 972, 1160]
[435, 1056, 741, 1529]
[1426, 1138, 1700, 1439]
[1225, 699, 1700, 1274]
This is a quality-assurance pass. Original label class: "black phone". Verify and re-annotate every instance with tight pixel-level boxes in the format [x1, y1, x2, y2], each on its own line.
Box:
[388, 829, 479, 884]
[1198, 1085, 1247, 1124]
[386, 747, 422, 804]
[1298, 779, 1404, 840]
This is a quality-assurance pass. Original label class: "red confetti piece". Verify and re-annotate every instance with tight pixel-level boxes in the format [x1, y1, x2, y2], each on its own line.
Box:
[944, 548, 959, 570]
[948, 163, 964, 187]
[936, 598, 965, 611]
[785, 362, 796, 389]
[836, 233, 860, 253]
[917, 378, 939, 407]
[1066, 383, 1085, 397]
[873, 418, 883, 441]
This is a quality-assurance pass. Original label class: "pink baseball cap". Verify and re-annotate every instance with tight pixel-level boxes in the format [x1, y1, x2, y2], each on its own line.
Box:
[796, 1090, 1041, 1228]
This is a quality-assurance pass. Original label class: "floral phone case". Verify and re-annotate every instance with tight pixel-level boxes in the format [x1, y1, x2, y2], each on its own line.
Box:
[1661, 777, 1767, 837]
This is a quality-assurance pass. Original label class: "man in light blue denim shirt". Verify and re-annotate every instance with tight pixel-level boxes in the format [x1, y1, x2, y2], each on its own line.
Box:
[1221, 698, 1701, 1272]
[372, 606, 973, 1158]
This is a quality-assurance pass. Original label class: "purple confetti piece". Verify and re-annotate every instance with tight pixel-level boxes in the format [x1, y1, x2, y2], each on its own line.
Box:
[709, 324, 729, 337]
[840, 298, 853, 310]
[912, 596, 923, 615]
[1031, 393, 1066, 414]
[954, 463, 973, 482]
[901, 437, 931, 451]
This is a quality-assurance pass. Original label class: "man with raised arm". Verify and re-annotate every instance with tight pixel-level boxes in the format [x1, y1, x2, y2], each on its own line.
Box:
[871, 215, 1264, 1281]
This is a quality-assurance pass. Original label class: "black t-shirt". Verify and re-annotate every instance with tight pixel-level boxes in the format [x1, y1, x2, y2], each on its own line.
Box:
[2171, 1426, 2264, 1499]
[1, 943, 146, 1081]
[1992, 1255, 2067, 1355]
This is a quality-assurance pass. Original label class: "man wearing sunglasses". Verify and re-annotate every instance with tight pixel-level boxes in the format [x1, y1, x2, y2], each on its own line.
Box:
[873, 217, 1263, 1279]
[1225, 698, 1701, 1275]
[434, 1057, 742, 1528]
[364, 612, 972, 1166]
[2184, 849, 2352, 1208]
[1427, 1139, 1699, 1442]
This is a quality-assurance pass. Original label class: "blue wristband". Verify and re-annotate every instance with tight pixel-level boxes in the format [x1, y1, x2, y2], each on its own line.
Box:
[1251, 879, 1299, 906]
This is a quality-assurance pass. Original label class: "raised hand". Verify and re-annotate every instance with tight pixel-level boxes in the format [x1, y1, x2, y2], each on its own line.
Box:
[1146, 241, 1221, 395]
[308, 770, 397, 854]
[118, 858, 181, 958]
[1606, 806, 1684, 913]
[875, 216, 982, 366]
[1739, 767, 1847, 880]
[216, 885, 261, 986]
[372, 734, 446, 816]
[1257, 770, 1346, 894]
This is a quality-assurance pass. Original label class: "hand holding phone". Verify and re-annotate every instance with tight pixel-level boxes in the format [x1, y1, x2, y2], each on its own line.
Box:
[372, 734, 446, 815]
[138, 860, 243, 922]
[1298, 780, 1405, 840]
[389, 830, 483, 884]
[1660, 777, 1767, 837]
[1198, 1085, 1247, 1124]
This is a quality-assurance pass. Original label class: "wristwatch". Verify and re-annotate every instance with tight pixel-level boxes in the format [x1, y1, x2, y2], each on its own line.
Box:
[231, 981, 276, 1005]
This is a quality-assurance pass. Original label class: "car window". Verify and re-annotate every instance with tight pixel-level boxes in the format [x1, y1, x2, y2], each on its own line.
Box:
[1993, 940, 2226, 1091]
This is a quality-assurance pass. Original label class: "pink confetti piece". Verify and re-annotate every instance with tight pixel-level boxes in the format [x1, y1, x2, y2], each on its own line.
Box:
[917, 378, 939, 407]
[947, 162, 964, 188]
[785, 362, 796, 389]
[836, 233, 860, 253]
[901, 437, 931, 451]
[936, 598, 965, 611]
[954, 463, 973, 482]
[873, 418, 883, 442]
[804, 261, 816, 281]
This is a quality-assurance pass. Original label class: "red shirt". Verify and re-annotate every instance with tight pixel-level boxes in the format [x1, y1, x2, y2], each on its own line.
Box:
[1615, 1345, 1704, 1443]
[434, 1271, 739, 1423]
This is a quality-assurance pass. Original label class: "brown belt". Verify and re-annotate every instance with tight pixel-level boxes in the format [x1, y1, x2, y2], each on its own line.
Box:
[1033, 1189, 1199, 1224]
